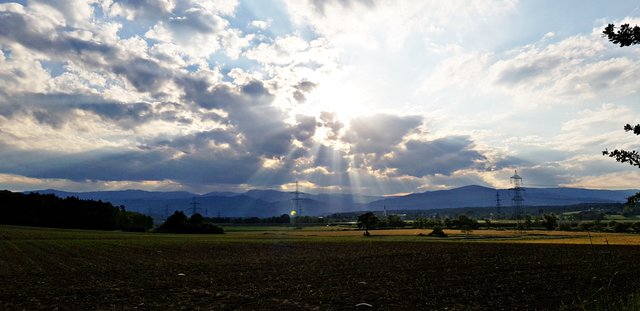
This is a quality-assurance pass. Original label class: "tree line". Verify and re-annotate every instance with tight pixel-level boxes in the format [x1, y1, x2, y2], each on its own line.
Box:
[0, 190, 153, 231]
[206, 214, 326, 224]
[157, 211, 224, 234]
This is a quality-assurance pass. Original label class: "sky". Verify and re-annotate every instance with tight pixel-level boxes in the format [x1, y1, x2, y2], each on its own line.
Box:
[1, 0, 640, 195]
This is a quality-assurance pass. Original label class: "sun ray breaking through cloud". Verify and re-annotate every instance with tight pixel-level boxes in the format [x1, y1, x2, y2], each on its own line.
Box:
[0, 0, 639, 195]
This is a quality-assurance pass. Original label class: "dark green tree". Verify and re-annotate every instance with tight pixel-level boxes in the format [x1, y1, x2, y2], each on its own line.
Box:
[189, 213, 204, 226]
[357, 212, 379, 236]
[0, 190, 152, 231]
[159, 211, 189, 232]
[451, 215, 479, 230]
[542, 214, 557, 231]
[157, 211, 223, 234]
[427, 225, 448, 237]
[385, 214, 405, 228]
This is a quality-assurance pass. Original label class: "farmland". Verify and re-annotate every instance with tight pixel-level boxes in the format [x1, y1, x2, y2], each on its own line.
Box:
[2, 225, 640, 310]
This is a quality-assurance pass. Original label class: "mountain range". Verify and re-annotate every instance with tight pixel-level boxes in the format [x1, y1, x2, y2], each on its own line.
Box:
[28, 185, 638, 219]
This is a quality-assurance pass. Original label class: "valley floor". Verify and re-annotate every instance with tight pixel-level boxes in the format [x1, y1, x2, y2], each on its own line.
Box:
[2, 225, 640, 310]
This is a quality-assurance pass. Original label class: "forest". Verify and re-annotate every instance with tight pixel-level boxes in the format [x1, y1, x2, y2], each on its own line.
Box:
[0, 190, 153, 231]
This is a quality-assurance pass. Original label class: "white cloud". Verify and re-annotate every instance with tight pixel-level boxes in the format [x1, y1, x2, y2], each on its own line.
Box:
[284, 0, 517, 51]
[1, 0, 640, 194]
[250, 20, 270, 30]
[191, 0, 239, 17]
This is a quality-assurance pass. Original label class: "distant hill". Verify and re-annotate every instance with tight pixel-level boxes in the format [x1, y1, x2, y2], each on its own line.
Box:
[27, 189, 377, 218]
[28, 185, 638, 218]
[32, 189, 195, 201]
[368, 185, 637, 210]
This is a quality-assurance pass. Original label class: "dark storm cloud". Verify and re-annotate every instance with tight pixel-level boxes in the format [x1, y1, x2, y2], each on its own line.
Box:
[0, 10, 114, 57]
[241, 80, 269, 96]
[293, 114, 316, 143]
[1, 93, 156, 128]
[386, 137, 485, 177]
[179, 78, 295, 158]
[0, 7, 175, 93]
[0, 140, 261, 184]
[112, 58, 172, 93]
[111, 0, 175, 18]
[152, 129, 240, 151]
[344, 113, 422, 156]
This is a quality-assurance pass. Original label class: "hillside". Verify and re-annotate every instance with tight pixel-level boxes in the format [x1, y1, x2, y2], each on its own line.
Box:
[28, 185, 638, 218]
[368, 185, 637, 210]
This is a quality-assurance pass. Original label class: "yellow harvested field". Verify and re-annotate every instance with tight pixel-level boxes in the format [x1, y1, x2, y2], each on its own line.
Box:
[253, 228, 640, 245]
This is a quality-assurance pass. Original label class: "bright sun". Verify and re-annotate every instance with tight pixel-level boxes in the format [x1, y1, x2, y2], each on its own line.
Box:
[303, 77, 369, 124]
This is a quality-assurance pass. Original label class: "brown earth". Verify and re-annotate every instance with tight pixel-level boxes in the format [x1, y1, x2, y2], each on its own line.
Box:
[1, 229, 640, 310]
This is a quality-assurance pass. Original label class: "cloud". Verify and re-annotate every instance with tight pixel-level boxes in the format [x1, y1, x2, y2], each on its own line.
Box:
[112, 57, 173, 93]
[0, 136, 262, 185]
[249, 20, 270, 30]
[312, 144, 349, 173]
[344, 113, 421, 156]
[103, 0, 176, 20]
[292, 80, 317, 103]
[0, 93, 158, 129]
[318, 111, 343, 140]
[2, 0, 640, 195]
[31, 0, 97, 26]
[293, 114, 316, 143]
[486, 33, 640, 104]
[179, 78, 294, 158]
[144, 4, 251, 59]
[245, 35, 311, 65]
[386, 137, 485, 177]
[285, 0, 516, 50]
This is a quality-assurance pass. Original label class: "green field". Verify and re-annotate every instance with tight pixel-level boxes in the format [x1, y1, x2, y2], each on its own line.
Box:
[3, 225, 640, 310]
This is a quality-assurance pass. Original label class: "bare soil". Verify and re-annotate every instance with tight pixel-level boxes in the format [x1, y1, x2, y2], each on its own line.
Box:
[1, 227, 640, 310]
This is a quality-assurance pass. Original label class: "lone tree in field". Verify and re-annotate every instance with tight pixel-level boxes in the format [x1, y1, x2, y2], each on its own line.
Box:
[357, 212, 379, 236]
[601, 23, 640, 210]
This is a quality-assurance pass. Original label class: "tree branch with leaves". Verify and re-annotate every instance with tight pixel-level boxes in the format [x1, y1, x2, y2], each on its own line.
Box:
[603, 124, 640, 168]
[602, 23, 640, 47]
[601, 23, 640, 209]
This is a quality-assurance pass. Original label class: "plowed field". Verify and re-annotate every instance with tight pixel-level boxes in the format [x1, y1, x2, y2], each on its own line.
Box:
[2, 226, 640, 310]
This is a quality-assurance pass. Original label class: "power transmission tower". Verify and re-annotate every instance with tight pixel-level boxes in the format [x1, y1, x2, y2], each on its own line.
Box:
[509, 170, 525, 232]
[190, 197, 201, 216]
[291, 181, 303, 217]
[496, 191, 501, 219]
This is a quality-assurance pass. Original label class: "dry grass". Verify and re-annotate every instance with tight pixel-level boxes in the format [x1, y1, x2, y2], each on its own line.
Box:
[239, 227, 640, 245]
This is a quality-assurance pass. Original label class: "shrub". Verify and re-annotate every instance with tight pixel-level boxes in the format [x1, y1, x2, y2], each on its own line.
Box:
[614, 222, 630, 233]
[157, 211, 224, 234]
[428, 226, 448, 237]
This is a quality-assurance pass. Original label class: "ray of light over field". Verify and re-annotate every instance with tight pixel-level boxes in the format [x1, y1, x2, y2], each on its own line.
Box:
[0, 0, 640, 195]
